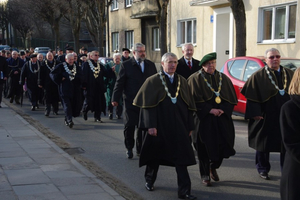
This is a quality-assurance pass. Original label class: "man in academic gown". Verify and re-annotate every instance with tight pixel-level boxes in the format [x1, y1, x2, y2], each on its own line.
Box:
[112, 43, 157, 159]
[133, 52, 197, 200]
[38, 52, 60, 116]
[6, 51, 25, 104]
[188, 52, 237, 186]
[176, 43, 201, 79]
[50, 53, 83, 128]
[81, 50, 114, 122]
[241, 48, 294, 180]
[20, 54, 41, 111]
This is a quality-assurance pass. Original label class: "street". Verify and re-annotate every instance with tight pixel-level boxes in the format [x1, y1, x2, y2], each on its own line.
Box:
[5, 98, 281, 200]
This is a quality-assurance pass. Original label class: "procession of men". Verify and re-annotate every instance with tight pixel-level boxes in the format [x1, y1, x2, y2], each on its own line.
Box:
[0, 44, 296, 200]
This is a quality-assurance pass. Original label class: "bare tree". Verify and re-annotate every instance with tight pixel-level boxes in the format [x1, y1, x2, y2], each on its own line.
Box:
[0, 3, 8, 44]
[27, 0, 68, 49]
[156, 0, 169, 57]
[85, 0, 106, 55]
[7, 0, 33, 48]
[64, 0, 88, 52]
[229, 0, 246, 56]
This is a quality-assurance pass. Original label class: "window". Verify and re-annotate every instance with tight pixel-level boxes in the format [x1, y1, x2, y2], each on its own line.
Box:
[125, 0, 133, 7]
[229, 60, 246, 80]
[177, 19, 197, 46]
[243, 60, 260, 81]
[153, 27, 160, 51]
[111, 0, 118, 11]
[125, 31, 134, 50]
[112, 32, 119, 52]
[259, 3, 297, 43]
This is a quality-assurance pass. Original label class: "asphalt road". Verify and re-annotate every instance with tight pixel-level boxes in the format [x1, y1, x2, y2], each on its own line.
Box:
[6, 99, 281, 200]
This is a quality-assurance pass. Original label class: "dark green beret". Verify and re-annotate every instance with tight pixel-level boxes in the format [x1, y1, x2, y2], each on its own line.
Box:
[199, 52, 217, 67]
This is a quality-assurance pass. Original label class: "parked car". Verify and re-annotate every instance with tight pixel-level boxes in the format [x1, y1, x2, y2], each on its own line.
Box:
[34, 47, 51, 57]
[98, 57, 113, 65]
[0, 45, 11, 51]
[4, 47, 19, 52]
[221, 56, 300, 116]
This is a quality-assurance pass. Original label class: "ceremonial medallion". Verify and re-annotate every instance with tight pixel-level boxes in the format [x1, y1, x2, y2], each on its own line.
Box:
[171, 97, 177, 104]
[215, 96, 221, 104]
[279, 89, 285, 96]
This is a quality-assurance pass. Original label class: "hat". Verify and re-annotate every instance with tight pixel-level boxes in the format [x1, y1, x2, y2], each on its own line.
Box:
[30, 54, 37, 58]
[81, 47, 88, 51]
[20, 51, 25, 56]
[122, 48, 130, 53]
[65, 46, 74, 51]
[57, 48, 62, 52]
[199, 52, 217, 67]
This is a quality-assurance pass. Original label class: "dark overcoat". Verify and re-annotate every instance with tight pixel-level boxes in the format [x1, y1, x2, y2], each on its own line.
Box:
[50, 62, 83, 117]
[176, 56, 201, 79]
[112, 57, 157, 126]
[0, 56, 8, 84]
[6, 57, 24, 98]
[280, 95, 300, 200]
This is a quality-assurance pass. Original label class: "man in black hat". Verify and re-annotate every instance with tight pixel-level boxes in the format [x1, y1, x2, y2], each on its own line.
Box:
[57, 46, 74, 63]
[188, 52, 237, 186]
[79, 47, 88, 58]
[6, 51, 25, 104]
[20, 54, 41, 110]
[121, 48, 131, 62]
[19, 51, 27, 62]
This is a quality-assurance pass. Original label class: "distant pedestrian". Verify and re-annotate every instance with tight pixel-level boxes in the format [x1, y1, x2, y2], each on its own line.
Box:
[121, 48, 131, 62]
[0, 54, 8, 108]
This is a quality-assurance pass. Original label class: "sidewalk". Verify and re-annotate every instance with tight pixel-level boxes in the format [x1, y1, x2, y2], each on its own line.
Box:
[0, 102, 125, 200]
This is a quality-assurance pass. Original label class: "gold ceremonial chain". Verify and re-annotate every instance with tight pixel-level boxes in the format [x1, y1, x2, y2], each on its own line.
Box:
[29, 61, 40, 73]
[88, 60, 101, 78]
[63, 62, 76, 81]
[159, 71, 180, 104]
[199, 69, 222, 104]
[264, 66, 287, 96]
[45, 60, 56, 71]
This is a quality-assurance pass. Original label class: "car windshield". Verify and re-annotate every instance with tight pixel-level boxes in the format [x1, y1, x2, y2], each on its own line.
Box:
[281, 59, 300, 71]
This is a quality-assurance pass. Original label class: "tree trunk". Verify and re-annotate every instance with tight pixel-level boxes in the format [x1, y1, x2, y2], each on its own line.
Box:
[229, 0, 246, 57]
[53, 21, 60, 49]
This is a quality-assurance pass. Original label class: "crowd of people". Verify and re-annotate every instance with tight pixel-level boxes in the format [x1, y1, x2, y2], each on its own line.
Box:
[0, 43, 298, 200]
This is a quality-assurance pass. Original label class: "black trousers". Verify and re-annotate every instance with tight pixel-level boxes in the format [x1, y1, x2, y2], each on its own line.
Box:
[0, 83, 3, 104]
[124, 126, 146, 153]
[145, 162, 191, 196]
[107, 104, 123, 116]
[194, 136, 223, 180]
[61, 96, 73, 122]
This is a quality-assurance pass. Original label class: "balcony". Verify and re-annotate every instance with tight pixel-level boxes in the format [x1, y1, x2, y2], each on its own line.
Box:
[131, 0, 159, 19]
[189, 0, 229, 6]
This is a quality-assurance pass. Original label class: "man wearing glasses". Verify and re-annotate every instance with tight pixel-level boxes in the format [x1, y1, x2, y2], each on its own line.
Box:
[112, 43, 157, 159]
[241, 48, 294, 180]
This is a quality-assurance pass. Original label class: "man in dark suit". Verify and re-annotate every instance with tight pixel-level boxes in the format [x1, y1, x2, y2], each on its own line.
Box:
[176, 43, 201, 79]
[112, 43, 157, 159]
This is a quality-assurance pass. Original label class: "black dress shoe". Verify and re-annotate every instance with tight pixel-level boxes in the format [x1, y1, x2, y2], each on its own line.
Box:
[45, 110, 50, 117]
[109, 114, 113, 120]
[202, 179, 212, 186]
[53, 111, 58, 115]
[31, 106, 36, 111]
[64, 119, 69, 126]
[145, 182, 154, 191]
[68, 121, 74, 128]
[178, 194, 197, 200]
[259, 172, 270, 180]
[95, 118, 103, 123]
[210, 168, 219, 181]
[126, 150, 133, 159]
[83, 111, 87, 120]
[116, 115, 122, 119]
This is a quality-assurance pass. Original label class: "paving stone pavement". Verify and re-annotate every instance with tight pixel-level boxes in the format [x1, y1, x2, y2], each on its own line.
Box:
[0, 103, 125, 200]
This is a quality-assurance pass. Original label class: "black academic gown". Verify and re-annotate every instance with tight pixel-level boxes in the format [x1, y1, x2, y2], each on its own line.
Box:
[20, 61, 40, 106]
[241, 66, 294, 152]
[134, 73, 196, 167]
[188, 70, 237, 161]
[280, 95, 300, 200]
[38, 60, 60, 107]
[6, 57, 24, 98]
[81, 60, 114, 116]
[50, 62, 83, 118]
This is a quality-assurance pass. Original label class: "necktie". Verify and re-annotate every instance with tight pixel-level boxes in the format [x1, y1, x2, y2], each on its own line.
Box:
[188, 61, 192, 69]
[169, 77, 173, 83]
[138, 62, 143, 73]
